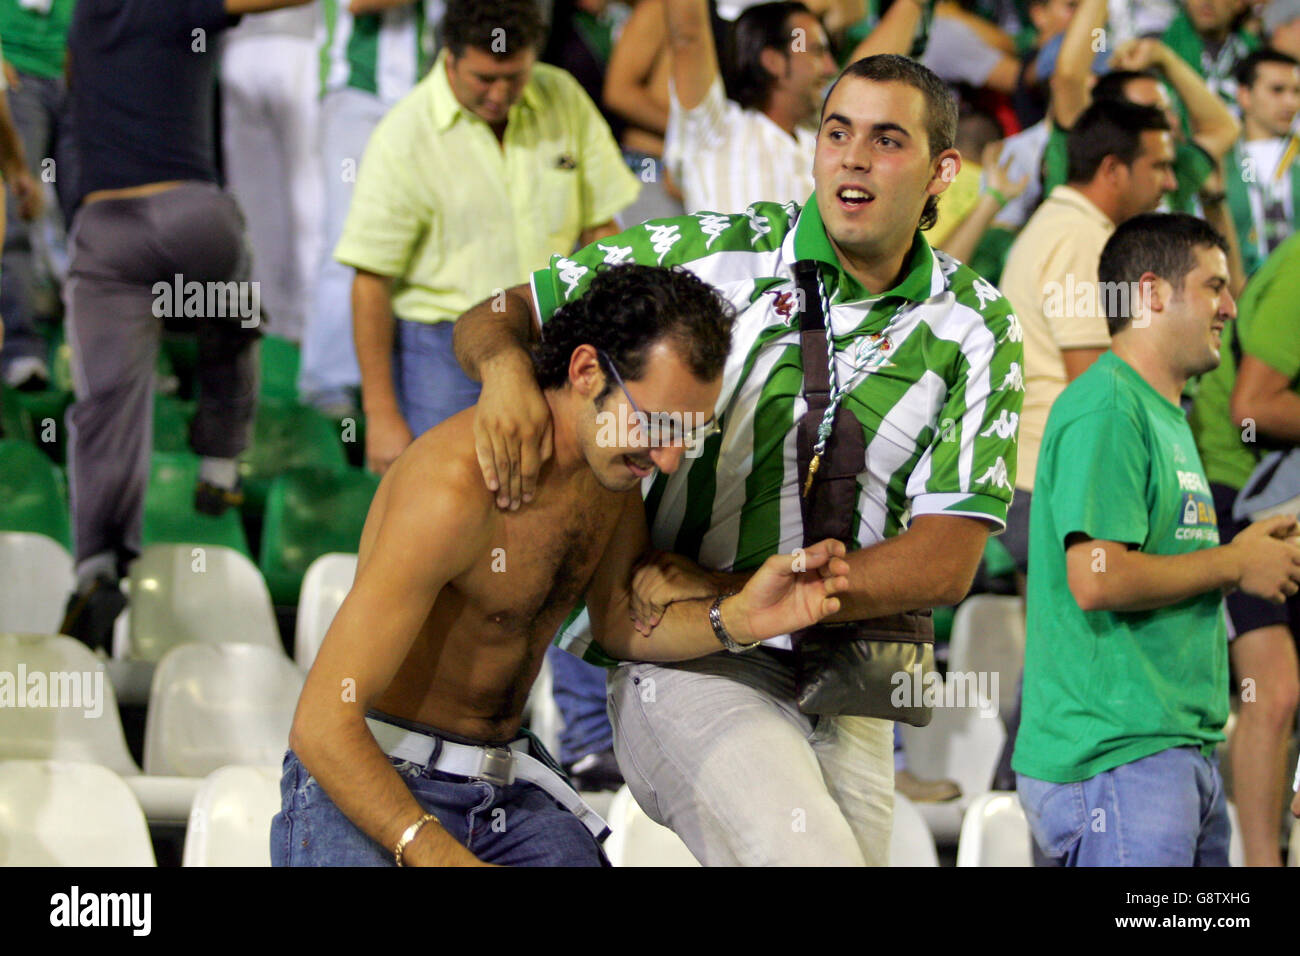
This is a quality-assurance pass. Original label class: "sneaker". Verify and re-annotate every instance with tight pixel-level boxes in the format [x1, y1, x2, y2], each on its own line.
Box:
[565, 749, 624, 793]
[60, 575, 127, 654]
[4, 356, 49, 392]
[194, 479, 244, 516]
[895, 769, 962, 803]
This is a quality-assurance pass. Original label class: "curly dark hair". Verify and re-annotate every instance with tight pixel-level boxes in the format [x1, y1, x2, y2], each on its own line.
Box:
[441, 0, 546, 59]
[532, 264, 735, 401]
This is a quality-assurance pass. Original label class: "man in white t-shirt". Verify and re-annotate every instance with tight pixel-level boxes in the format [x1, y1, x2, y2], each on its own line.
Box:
[1227, 47, 1300, 276]
[663, 0, 835, 214]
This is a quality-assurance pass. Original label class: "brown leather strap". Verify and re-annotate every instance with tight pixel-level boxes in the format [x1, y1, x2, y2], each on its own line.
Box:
[790, 260, 931, 642]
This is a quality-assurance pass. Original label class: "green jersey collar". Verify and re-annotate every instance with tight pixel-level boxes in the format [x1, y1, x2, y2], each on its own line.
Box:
[792, 191, 936, 304]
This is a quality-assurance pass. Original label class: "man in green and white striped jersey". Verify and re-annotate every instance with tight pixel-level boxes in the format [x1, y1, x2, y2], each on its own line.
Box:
[455, 54, 1025, 865]
[299, 0, 439, 415]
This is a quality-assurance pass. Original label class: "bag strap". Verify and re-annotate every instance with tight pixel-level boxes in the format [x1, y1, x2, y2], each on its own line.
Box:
[792, 259, 861, 546]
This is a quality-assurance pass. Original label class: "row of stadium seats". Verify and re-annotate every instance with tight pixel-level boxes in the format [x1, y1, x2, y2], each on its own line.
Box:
[0, 436, 375, 611]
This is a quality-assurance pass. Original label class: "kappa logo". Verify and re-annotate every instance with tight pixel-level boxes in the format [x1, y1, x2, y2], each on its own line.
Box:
[765, 288, 799, 323]
[696, 213, 730, 249]
[556, 257, 588, 297]
[645, 223, 681, 264]
[1001, 361, 1025, 392]
[979, 409, 1019, 440]
[976, 456, 1012, 491]
[597, 242, 634, 265]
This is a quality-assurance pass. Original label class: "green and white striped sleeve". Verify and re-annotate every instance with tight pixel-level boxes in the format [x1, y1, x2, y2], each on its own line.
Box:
[907, 265, 1025, 530]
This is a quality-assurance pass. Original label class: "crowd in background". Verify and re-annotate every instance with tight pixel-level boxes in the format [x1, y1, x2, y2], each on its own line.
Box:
[0, 0, 1297, 865]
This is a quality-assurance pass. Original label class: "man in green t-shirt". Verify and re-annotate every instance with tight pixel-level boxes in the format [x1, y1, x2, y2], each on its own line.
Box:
[1013, 212, 1300, 866]
[1189, 229, 1300, 865]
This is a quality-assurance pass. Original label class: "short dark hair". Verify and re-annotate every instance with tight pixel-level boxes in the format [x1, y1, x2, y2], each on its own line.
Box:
[1066, 98, 1170, 185]
[441, 0, 546, 59]
[1235, 47, 1300, 89]
[1090, 68, 1160, 104]
[821, 55, 958, 231]
[1097, 213, 1228, 335]
[728, 2, 812, 111]
[532, 265, 735, 399]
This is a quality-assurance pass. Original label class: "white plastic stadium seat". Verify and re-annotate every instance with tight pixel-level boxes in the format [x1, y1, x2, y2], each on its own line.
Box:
[946, 594, 1026, 718]
[0, 633, 139, 775]
[294, 552, 357, 670]
[0, 760, 155, 865]
[604, 785, 700, 866]
[890, 792, 939, 866]
[143, 643, 304, 777]
[127, 543, 282, 663]
[182, 765, 282, 867]
[956, 791, 1033, 866]
[0, 532, 75, 635]
[900, 705, 1007, 842]
[1227, 801, 1244, 867]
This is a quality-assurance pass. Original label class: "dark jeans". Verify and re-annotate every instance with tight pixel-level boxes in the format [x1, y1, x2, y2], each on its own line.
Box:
[0, 69, 78, 371]
[270, 748, 605, 866]
[547, 644, 615, 765]
[64, 182, 259, 569]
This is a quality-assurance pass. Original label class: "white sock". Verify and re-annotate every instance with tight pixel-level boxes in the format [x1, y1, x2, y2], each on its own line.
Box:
[199, 456, 239, 490]
[75, 552, 118, 593]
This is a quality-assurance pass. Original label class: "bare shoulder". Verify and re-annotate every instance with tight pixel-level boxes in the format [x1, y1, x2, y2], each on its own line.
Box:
[358, 409, 496, 577]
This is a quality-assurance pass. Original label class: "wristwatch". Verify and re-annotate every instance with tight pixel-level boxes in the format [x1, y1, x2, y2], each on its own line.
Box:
[709, 594, 760, 653]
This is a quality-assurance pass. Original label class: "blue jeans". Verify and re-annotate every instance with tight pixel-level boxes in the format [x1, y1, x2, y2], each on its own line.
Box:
[393, 318, 481, 437]
[1016, 746, 1230, 866]
[270, 748, 605, 867]
[547, 644, 615, 766]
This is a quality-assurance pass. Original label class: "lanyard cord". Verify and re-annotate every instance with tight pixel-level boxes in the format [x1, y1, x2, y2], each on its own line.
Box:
[809, 268, 902, 459]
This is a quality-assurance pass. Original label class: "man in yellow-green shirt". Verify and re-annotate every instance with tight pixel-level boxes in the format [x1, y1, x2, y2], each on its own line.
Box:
[335, 0, 639, 474]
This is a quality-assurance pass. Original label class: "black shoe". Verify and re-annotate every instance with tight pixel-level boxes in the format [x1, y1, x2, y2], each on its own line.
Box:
[60, 576, 127, 654]
[194, 479, 244, 516]
[565, 749, 624, 792]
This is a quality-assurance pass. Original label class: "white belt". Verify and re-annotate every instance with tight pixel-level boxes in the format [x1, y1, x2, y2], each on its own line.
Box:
[366, 717, 610, 841]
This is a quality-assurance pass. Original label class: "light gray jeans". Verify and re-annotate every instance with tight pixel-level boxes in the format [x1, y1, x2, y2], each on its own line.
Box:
[607, 650, 894, 866]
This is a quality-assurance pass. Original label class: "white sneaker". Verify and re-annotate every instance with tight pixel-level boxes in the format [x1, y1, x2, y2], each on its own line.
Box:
[3, 355, 50, 390]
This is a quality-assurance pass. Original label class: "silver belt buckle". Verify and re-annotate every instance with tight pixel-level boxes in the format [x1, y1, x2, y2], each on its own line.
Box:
[477, 746, 515, 786]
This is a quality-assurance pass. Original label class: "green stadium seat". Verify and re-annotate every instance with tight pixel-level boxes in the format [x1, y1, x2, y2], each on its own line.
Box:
[143, 452, 250, 556]
[0, 386, 33, 443]
[153, 393, 195, 455]
[982, 535, 1016, 581]
[259, 335, 301, 402]
[0, 439, 72, 550]
[259, 466, 378, 606]
[9, 388, 73, 463]
[239, 399, 348, 518]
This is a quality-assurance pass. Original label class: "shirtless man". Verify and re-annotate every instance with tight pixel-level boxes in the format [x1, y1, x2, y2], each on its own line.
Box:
[271, 264, 851, 867]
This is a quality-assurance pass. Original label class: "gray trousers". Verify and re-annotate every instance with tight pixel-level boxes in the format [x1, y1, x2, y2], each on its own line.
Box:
[607, 650, 895, 865]
[64, 182, 260, 569]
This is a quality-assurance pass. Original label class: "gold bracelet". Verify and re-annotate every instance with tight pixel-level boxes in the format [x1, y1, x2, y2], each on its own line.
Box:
[393, 813, 436, 867]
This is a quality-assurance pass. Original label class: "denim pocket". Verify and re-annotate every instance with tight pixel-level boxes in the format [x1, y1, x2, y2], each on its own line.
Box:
[1017, 775, 1087, 858]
